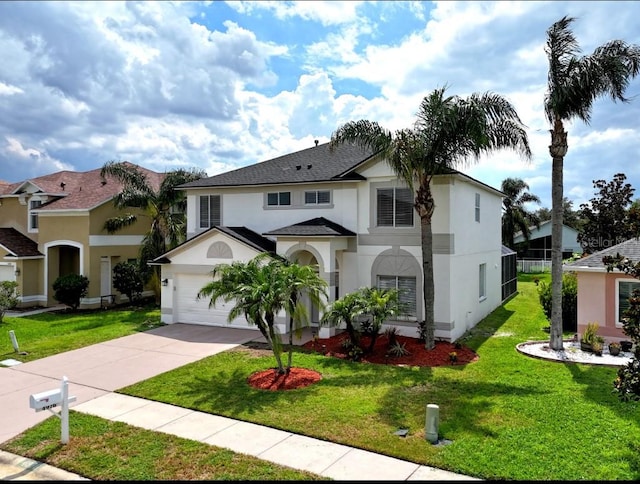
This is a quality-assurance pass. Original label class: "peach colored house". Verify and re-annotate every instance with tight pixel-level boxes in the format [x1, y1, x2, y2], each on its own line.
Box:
[563, 238, 640, 342]
[0, 164, 164, 309]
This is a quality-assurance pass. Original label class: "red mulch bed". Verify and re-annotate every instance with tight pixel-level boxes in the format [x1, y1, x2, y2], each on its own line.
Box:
[247, 333, 478, 391]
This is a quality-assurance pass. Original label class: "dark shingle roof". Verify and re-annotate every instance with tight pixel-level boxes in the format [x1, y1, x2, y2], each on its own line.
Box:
[217, 226, 276, 253]
[0, 228, 43, 257]
[264, 217, 356, 237]
[177, 142, 374, 189]
[565, 238, 640, 269]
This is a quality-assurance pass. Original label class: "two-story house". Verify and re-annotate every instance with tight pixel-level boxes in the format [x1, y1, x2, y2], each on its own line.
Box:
[154, 141, 505, 342]
[0, 164, 164, 309]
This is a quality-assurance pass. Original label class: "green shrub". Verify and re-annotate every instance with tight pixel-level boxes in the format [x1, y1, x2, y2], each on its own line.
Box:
[113, 261, 144, 304]
[52, 274, 89, 310]
[538, 272, 577, 332]
[0, 280, 19, 323]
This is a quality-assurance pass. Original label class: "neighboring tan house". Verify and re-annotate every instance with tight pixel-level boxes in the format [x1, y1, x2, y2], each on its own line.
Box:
[0, 164, 164, 309]
[154, 141, 506, 342]
[514, 220, 583, 261]
[563, 238, 639, 342]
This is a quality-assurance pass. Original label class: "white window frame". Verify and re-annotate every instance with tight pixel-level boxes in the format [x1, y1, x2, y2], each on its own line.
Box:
[377, 275, 417, 318]
[616, 278, 640, 328]
[479, 263, 486, 301]
[475, 193, 481, 223]
[267, 191, 291, 206]
[304, 190, 331, 205]
[199, 194, 221, 229]
[376, 187, 414, 228]
[29, 199, 42, 232]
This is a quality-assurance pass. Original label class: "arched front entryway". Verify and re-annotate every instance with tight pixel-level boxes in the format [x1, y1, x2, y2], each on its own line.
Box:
[287, 248, 324, 327]
[44, 240, 83, 306]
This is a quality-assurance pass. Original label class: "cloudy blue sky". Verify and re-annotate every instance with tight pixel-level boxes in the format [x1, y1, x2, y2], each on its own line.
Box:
[1, 1, 639, 210]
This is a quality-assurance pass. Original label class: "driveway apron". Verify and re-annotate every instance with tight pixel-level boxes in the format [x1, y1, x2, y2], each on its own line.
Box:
[0, 324, 257, 444]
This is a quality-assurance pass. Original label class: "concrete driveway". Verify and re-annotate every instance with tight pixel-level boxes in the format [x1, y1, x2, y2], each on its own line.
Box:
[0, 324, 258, 444]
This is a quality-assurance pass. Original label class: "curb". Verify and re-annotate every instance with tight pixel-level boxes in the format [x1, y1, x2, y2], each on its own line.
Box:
[0, 450, 89, 480]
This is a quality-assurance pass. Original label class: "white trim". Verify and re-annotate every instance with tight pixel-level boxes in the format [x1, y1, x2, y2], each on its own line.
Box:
[38, 211, 89, 217]
[43, 240, 85, 303]
[89, 235, 145, 246]
[615, 277, 640, 328]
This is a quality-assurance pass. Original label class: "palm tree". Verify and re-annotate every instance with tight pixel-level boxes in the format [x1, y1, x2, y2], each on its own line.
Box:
[330, 86, 531, 349]
[100, 161, 206, 296]
[359, 286, 403, 354]
[197, 254, 327, 374]
[501, 177, 541, 249]
[276, 257, 328, 370]
[320, 290, 367, 349]
[544, 16, 640, 350]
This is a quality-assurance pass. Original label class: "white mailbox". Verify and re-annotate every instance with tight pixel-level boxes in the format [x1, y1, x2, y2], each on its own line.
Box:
[30, 388, 63, 412]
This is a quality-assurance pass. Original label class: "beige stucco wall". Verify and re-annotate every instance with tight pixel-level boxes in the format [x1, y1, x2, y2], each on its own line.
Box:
[0, 196, 32, 238]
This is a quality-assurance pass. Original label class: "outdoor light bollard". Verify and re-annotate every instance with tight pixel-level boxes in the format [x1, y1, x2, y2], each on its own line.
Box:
[425, 403, 439, 444]
[9, 330, 19, 352]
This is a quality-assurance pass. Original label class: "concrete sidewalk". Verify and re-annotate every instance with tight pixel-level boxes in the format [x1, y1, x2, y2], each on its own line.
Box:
[0, 323, 478, 481]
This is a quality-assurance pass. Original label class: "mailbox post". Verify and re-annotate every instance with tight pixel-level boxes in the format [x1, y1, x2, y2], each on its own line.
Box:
[29, 376, 76, 444]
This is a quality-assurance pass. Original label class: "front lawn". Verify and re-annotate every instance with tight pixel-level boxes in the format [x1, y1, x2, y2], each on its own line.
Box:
[2, 275, 639, 480]
[0, 304, 162, 364]
[117, 274, 640, 480]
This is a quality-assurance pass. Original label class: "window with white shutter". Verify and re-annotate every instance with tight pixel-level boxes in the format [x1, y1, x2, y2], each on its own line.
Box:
[199, 195, 221, 229]
[376, 187, 413, 227]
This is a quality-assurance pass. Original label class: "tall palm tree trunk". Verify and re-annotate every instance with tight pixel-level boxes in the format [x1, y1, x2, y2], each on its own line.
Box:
[417, 181, 436, 350]
[550, 117, 568, 350]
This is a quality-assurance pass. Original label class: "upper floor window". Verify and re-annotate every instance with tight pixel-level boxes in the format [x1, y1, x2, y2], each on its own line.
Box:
[376, 187, 413, 227]
[267, 191, 291, 206]
[475, 193, 481, 222]
[29, 199, 42, 230]
[617, 280, 640, 326]
[305, 190, 330, 205]
[199, 195, 221, 229]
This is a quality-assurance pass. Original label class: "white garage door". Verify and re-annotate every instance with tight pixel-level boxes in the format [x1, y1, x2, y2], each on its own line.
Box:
[174, 273, 252, 329]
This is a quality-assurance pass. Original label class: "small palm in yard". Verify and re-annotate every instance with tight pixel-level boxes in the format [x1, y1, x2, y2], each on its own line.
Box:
[359, 286, 403, 353]
[320, 290, 366, 349]
[274, 255, 328, 370]
[197, 253, 327, 374]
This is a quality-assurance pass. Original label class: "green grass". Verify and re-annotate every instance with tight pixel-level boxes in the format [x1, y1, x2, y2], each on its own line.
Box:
[2, 412, 325, 480]
[0, 305, 162, 363]
[118, 275, 640, 480]
[3, 275, 640, 480]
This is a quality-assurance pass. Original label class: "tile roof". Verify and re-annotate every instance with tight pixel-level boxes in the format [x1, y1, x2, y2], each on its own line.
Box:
[0, 228, 43, 257]
[177, 141, 373, 189]
[0, 163, 165, 211]
[565, 237, 640, 270]
[264, 217, 356, 237]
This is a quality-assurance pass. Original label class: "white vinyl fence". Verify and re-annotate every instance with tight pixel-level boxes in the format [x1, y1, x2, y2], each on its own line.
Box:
[517, 259, 552, 273]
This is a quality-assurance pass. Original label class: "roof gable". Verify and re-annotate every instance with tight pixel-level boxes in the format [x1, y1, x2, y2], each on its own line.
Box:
[264, 217, 356, 237]
[0, 228, 43, 257]
[0, 163, 165, 212]
[152, 226, 275, 263]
